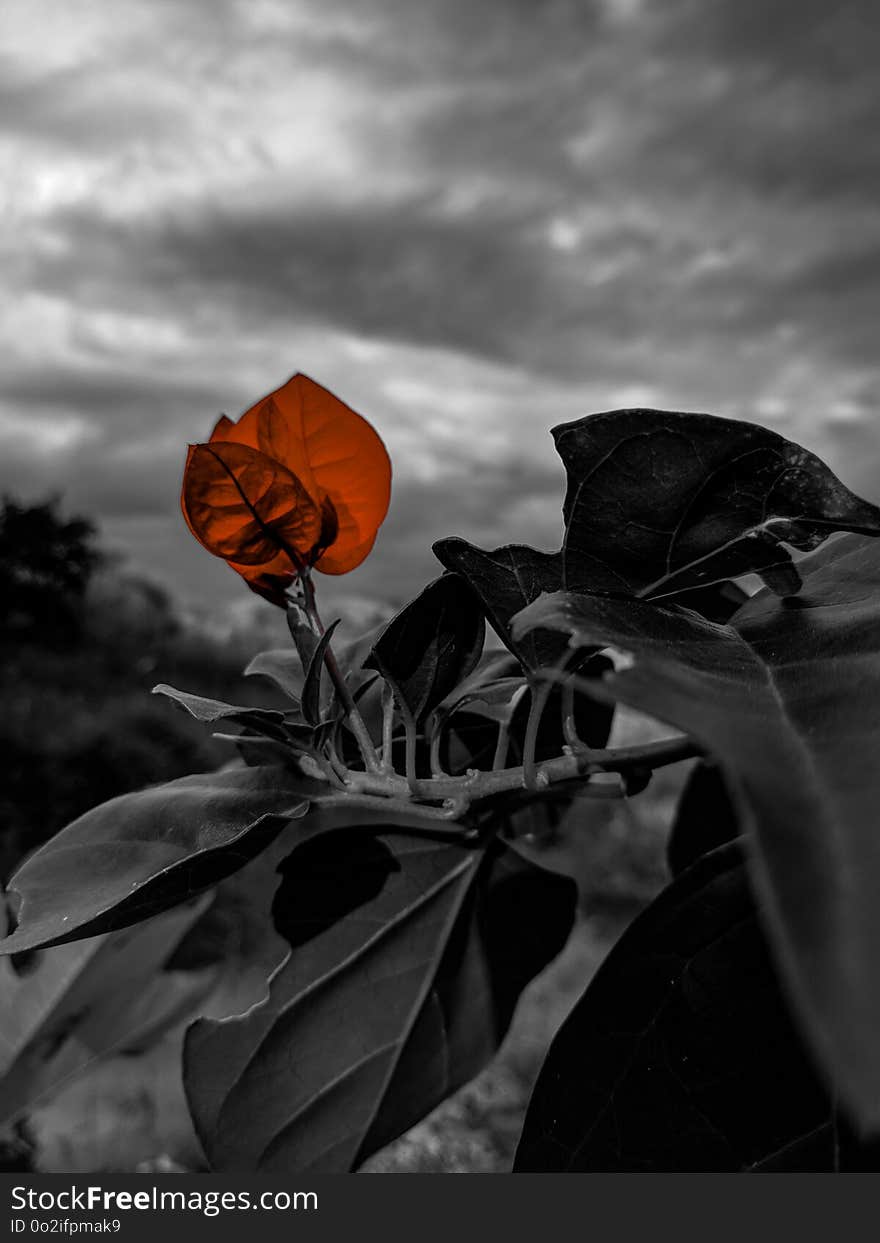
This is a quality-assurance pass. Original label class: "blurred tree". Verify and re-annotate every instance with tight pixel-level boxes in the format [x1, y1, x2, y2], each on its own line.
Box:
[0, 497, 102, 644]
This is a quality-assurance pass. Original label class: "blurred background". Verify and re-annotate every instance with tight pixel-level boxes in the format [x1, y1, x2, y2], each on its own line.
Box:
[0, 0, 878, 1172]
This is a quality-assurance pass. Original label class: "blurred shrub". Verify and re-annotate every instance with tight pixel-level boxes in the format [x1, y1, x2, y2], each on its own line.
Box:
[0, 497, 101, 646]
[0, 498, 286, 882]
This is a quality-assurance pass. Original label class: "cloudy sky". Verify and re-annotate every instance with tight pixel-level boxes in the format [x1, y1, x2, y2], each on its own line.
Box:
[2, 0, 879, 619]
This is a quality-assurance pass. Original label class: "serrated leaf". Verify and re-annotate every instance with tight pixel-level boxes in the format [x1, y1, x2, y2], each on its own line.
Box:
[365, 574, 485, 721]
[553, 408, 880, 599]
[0, 767, 312, 953]
[512, 535, 880, 1127]
[516, 843, 875, 1171]
[184, 830, 575, 1173]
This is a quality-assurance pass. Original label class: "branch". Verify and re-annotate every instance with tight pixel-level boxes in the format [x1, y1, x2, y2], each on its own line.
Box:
[297, 572, 381, 773]
[331, 733, 699, 809]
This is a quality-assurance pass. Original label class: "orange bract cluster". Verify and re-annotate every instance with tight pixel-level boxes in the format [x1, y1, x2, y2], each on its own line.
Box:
[181, 373, 392, 605]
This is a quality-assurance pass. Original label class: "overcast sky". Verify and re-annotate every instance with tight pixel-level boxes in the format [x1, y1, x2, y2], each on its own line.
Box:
[2, 0, 879, 619]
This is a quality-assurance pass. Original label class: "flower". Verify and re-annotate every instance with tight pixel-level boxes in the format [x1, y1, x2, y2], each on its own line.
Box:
[181, 373, 392, 604]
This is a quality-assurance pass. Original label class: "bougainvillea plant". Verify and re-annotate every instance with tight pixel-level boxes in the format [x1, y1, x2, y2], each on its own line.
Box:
[5, 371, 880, 1172]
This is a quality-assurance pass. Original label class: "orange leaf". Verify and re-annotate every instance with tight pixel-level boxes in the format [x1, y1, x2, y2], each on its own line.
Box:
[223, 548, 308, 606]
[182, 440, 323, 572]
[215, 374, 392, 576]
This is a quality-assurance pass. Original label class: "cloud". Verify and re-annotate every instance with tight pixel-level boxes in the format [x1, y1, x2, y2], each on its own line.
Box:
[0, 0, 878, 612]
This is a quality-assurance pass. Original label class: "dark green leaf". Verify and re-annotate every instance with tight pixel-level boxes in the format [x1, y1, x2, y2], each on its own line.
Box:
[443, 677, 529, 727]
[152, 684, 286, 738]
[335, 618, 391, 674]
[516, 843, 860, 1172]
[361, 843, 574, 1159]
[0, 767, 311, 953]
[667, 762, 740, 877]
[666, 579, 749, 623]
[436, 649, 521, 707]
[301, 618, 341, 725]
[0, 898, 213, 1124]
[285, 604, 321, 672]
[513, 535, 880, 1127]
[244, 649, 304, 703]
[439, 658, 613, 783]
[365, 574, 485, 721]
[184, 830, 575, 1173]
[553, 408, 880, 599]
[432, 538, 564, 671]
[436, 416, 880, 647]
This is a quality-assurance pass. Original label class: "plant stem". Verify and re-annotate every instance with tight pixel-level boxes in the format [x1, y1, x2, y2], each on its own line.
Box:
[561, 680, 582, 750]
[492, 717, 510, 771]
[428, 711, 448, 778]
[402, 705, 419, 793]
[380, 682, 396, 774]
[522, 679, 553, 791]
[335, 733, 698, 805]
[298, 572, 381, 773]
[311, 789, 480, 835]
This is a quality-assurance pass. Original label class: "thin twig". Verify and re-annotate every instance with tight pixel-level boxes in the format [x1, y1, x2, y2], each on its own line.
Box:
[380, 682, 396, 774]
[402, 706, 419, 794]
[491, 717, 510, 771]
[427, 706, 455, 778]
[561, 679, 583, 751]
[522, 679, 553, 791]
[298, 572, 381, 773]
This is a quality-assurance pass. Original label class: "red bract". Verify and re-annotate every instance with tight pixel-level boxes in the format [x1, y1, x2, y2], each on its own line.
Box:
[181, 373, 392, 604]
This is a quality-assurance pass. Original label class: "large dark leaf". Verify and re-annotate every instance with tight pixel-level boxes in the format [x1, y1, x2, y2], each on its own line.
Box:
[0, 898, 214, 1124]
[667, 579, 749, 624]
[436, 416, 880, 641]
[512, 535, 880, 1127]
[516, 843, 880, 1171]
[0, 767, 311, 953]
[666, 761, 740, 877]
[365, 574, 485, 721]
[553, 408, 880, 599]
[432, 539, 564, 671]
[184, 830, 575, 1173]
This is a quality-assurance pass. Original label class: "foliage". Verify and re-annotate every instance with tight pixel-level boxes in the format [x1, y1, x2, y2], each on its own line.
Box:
[0, 497, 101, 645]
[182, 373, 391, 603]
[0, 566, 270, 881]
[516, 841, 880, 1172]
[5, 394, 880, 1173]
[0, 898, 215, 1134]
